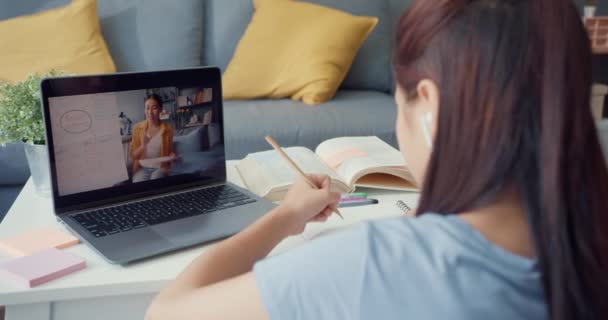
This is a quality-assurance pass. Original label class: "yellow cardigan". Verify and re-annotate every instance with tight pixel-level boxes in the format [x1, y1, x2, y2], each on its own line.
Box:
[129, 120, 174, 173]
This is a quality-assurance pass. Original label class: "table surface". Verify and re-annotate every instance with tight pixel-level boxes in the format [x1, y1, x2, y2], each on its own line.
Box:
[0, 161, 419, 306]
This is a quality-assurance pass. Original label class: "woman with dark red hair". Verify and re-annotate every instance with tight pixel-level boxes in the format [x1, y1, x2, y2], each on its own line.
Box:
[146, 1, 608, 319]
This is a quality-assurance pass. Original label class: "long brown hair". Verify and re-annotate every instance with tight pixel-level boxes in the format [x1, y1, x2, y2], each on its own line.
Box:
[394, 0, 608, 319]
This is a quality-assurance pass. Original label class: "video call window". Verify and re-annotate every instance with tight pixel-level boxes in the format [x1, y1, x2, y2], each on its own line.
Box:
[49, 86, 225, 196]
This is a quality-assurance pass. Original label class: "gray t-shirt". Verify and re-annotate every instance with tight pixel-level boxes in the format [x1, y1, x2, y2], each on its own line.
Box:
[254, 214, 546, 320]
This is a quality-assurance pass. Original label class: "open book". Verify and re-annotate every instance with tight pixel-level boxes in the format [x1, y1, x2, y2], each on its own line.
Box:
[235, 136, 418, 201]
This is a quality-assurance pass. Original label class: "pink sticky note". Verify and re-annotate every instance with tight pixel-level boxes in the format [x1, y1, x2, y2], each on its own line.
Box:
[322, 148, 368, 169]
[0, 248, 86, 288]
[0, 227, 80, 257]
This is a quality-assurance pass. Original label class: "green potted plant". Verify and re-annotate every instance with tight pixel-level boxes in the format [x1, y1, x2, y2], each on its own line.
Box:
[0, 71, 60, 195]
[585, 0, 597, 18]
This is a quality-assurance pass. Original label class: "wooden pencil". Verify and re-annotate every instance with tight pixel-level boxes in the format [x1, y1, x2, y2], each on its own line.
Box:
[264, 135, 344, 219]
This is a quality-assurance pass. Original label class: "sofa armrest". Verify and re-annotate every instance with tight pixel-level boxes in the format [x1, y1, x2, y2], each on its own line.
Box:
[0, 143, 30, 186]
[0, 185, 22, 220]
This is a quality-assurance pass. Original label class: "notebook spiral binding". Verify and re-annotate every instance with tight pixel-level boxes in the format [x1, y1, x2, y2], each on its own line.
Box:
[395, 200, 411, 215]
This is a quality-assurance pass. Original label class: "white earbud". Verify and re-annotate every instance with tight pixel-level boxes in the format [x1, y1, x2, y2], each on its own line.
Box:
[420, 112, 433, 148]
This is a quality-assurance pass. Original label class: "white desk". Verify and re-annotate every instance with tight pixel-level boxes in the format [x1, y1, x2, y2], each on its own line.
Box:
[0, 161, 419, 320]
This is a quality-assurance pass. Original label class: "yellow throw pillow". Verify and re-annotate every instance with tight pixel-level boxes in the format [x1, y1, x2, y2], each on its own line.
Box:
[0, 0, 116, 83]
[222, 0, 378, 105]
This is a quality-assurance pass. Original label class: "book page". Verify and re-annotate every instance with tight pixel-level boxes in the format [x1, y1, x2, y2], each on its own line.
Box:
[49, 93, 129, 196]
[235, 147, 350, 200]
[356, 172, 417, 191]
[315, 136, 413, 188]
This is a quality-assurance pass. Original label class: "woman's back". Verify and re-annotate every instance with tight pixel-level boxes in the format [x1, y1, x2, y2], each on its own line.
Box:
[254, 214, 545, 320]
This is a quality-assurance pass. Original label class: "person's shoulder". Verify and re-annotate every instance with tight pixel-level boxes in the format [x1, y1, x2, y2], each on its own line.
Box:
[361, 214, 477, 261]
[133, 120, 147, 131]
[162, 122, 174, 132]
[356, 215, 544, 320]
[301, 214, 477, 270]
[368, 213, 466, 235]
[364, 213, 537, 273]
[364, 213, 454, 241]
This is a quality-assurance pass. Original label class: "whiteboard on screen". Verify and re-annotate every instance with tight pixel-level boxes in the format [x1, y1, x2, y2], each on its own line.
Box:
[49, 93, 129, 196]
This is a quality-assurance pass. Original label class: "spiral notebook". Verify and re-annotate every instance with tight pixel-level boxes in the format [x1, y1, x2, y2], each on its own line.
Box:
[395, 200, 413, 215]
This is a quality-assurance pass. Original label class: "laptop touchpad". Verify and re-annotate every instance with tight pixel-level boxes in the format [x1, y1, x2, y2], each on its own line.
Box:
[153, 214, 240, 247]
[95, 228, 174, 262]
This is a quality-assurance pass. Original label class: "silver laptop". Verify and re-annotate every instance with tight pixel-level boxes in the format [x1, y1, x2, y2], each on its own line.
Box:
[41, 67, 274, 265]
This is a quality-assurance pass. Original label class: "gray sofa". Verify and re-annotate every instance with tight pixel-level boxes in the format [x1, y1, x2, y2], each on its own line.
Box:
[0, 0, 412, 217]
[1, 0, 607, 219]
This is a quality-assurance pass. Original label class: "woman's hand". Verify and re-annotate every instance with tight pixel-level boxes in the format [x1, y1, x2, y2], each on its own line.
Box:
[169, 152, 178, 162]
[276, 174, 341, 236]
[142, 132, 151, 147]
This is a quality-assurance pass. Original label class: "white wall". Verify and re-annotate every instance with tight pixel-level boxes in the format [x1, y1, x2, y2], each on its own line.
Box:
[115, 89, 147, 124]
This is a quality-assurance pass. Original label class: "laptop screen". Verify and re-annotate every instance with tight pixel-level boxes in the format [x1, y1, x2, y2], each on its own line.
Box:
[41, 68, 226, 213]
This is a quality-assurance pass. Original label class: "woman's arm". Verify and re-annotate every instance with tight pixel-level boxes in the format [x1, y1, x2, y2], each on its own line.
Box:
[130, 125, 147, 161]
[145, 175, 341, 320]
[132, 145, 146, 161]
[146, 206, 292, 320]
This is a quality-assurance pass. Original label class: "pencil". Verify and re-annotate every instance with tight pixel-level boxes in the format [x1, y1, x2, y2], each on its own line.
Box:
[265, 135, 344, 220]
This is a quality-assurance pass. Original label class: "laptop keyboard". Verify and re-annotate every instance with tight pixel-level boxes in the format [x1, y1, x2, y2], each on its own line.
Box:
[69, 185, 256, 238]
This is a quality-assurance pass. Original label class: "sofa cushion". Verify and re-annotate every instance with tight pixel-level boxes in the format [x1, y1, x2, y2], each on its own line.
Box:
[599, 1, 608, 15]
[98, 0, 204, 72]
[0, 0, 205, 73]
[0, 186, 22, 220]
[0, 0, 116, 83]
[0, 0, 70, 20]
[222, 0, 378, 105]
[204, 0, 412, 93]
[203, 0, 254, 74]
[223, 90, 397, 159]
[305, 0, 392, 92]
[173, 127, 203, 154]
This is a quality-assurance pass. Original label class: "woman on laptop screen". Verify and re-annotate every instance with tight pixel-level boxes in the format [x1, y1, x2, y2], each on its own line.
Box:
[146, 0, 608, 319]
[129, 94, 176, 182]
